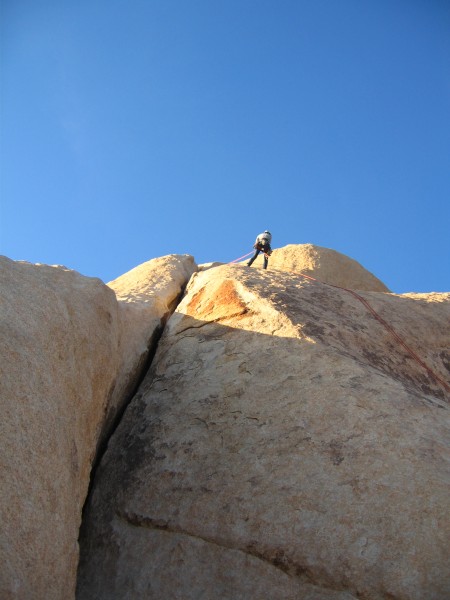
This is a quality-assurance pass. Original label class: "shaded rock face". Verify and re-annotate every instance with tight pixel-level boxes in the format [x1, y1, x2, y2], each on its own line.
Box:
[258, 244, 390, 292]
[77, 265, 450, 600]
[0, 254, 196, 600]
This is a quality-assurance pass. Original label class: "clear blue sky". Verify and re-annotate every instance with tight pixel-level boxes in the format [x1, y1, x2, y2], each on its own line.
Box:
[1, 0, 449, 292]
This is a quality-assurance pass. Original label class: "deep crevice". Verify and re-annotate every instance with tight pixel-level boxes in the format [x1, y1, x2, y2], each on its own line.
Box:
[80, 284, 189, 521]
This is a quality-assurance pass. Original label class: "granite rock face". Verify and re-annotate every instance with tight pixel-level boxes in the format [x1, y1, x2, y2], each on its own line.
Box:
[104, 254, 197, 444]
[0, 257, 121, 600]
[0, 254, 196, 600]
[77, 264, 450, 600]
[257, 243, 390, 292]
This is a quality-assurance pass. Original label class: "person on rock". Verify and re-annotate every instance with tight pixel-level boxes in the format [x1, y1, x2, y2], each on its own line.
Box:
[247, 230, 273, 269]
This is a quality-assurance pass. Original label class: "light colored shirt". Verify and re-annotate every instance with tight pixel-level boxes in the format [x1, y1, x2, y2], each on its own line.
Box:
[255, 232, 272, 245]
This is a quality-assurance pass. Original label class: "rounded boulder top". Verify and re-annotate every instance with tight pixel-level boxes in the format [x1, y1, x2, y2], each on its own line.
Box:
[268, 244, 390, 292]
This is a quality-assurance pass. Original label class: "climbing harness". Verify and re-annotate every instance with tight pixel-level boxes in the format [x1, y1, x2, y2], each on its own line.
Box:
[297, 272, 450, 396]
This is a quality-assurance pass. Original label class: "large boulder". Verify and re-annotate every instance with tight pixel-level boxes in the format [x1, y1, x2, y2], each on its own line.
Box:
[0, 254, 197, 600]
[77, 265, 449, 599]
[0, 257, 121, 600]
[255, 244, 390, 292]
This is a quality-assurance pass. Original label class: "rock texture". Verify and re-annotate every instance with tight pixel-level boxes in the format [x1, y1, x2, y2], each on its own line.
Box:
[198, 261, 225, 271]
[103, 255, 197, 445]
[0, 254, 196, 600]
[0, 257, 121, 600]
[77, 264, 450, 600]
[253, 244, 390, 292]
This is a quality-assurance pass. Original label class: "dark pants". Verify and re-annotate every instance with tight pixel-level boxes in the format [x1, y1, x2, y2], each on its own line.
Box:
[247, 244, 270, 269]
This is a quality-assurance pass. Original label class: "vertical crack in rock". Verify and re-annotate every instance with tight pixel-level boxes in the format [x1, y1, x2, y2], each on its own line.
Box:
[80, 285, 188, 521]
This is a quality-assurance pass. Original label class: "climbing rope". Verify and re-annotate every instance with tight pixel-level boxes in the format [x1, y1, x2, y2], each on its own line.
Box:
[229, 251, 254, 264]
[297, 272, 450, 396]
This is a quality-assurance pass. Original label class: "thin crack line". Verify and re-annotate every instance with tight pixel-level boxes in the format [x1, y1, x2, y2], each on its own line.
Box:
[175, 309, 254, 336]
[116, 510, 359, 598]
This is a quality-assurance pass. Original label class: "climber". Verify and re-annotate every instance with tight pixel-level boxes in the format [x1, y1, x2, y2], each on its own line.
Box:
[247, 230, 273, 269]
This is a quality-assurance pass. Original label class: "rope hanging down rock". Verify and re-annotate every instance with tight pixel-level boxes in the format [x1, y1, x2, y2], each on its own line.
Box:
[228, 251, 254, 264]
